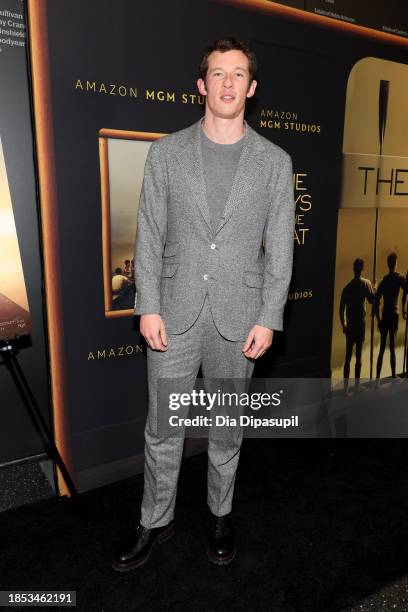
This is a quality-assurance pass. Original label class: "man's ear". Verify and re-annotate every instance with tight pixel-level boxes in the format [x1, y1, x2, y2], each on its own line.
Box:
[246, 79, 257, 98]
[197, 77, 207, 96]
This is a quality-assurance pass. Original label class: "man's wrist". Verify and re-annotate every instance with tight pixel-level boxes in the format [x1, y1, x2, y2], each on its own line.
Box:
[256, 310, 283, 332]
[255, 323, 274, 332]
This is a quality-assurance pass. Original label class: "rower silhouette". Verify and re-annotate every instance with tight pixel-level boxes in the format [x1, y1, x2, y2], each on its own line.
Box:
[339, 258, 375, 391]
[375, 252, 406, 380]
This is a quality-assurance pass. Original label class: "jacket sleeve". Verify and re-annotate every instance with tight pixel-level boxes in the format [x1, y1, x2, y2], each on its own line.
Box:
[256, 151, 295, 332]
[134, 141, 168, 315]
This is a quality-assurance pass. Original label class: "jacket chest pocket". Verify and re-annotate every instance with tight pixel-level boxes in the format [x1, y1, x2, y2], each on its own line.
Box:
[243, 270, 264, 288]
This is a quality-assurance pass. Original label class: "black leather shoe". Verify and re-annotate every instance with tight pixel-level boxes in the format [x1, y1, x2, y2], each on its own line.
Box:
[112, 521, 175, 572]
[206, 510, 237, 565]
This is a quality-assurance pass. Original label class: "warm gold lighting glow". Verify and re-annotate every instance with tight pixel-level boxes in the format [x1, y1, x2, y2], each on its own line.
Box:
[0, 136, 30, 312]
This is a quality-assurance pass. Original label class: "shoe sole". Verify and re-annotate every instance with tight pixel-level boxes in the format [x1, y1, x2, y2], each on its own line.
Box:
[206, 544, 237, 566]
[111, 524, 175, 573]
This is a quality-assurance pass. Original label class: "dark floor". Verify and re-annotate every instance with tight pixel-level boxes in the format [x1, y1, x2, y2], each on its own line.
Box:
[346, 575, 408, 611]
[2, 439, 408, 611]
[0, 459, 55, 512]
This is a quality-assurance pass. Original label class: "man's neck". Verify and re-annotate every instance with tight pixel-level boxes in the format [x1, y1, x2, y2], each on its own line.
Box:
[201, 114, 246, 145]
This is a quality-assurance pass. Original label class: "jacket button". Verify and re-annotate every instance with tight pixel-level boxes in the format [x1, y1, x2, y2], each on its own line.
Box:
[210, 243, 216, 249]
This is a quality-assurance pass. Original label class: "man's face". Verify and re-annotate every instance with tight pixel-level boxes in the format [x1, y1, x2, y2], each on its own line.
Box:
[197, 49, 257, 120]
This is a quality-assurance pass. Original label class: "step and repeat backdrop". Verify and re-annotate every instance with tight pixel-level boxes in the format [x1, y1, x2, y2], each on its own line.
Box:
[25, 0, 408, 493]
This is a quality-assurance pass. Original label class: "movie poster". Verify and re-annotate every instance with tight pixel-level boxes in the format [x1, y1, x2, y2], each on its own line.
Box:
[331, 58, 408, 381]
[26, 0, 408, 493]
[0, 0, 53, 468]
[0, 135, 31, 340]
[99, 129, 164, 317]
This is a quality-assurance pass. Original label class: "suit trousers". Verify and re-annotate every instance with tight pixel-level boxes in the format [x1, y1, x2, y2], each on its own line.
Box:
[140, 292, 256, 528]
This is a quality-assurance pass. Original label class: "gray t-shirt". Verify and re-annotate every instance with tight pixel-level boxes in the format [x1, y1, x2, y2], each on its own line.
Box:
[201, 126, 244, 235]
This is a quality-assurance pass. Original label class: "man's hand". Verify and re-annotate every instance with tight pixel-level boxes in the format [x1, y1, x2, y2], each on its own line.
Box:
[242, 325, 274, 359]
[140, 314, 168, 351]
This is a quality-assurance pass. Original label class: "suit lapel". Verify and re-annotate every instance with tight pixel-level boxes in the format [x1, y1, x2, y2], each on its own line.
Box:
[215, 123, 265, 235]
[176, 119, 213, 234]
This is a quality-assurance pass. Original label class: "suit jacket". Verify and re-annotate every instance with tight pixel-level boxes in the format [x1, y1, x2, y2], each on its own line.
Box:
[134, 118, 295, 341]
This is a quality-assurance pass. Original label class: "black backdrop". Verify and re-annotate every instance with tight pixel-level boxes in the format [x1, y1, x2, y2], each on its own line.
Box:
[25, 0, 408, 492]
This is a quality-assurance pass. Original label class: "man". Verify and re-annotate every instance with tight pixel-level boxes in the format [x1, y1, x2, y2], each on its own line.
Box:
[339, 258, 375, 392]
[111, 266, 132, 308]
[112, 37, 294, 571]
[403, 272, 408, 376]
[122, 259, 132, 278]
[375, 252, 406, 380]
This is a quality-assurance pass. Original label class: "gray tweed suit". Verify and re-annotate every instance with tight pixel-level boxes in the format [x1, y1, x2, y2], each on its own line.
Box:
[134, 118, 294, 528]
